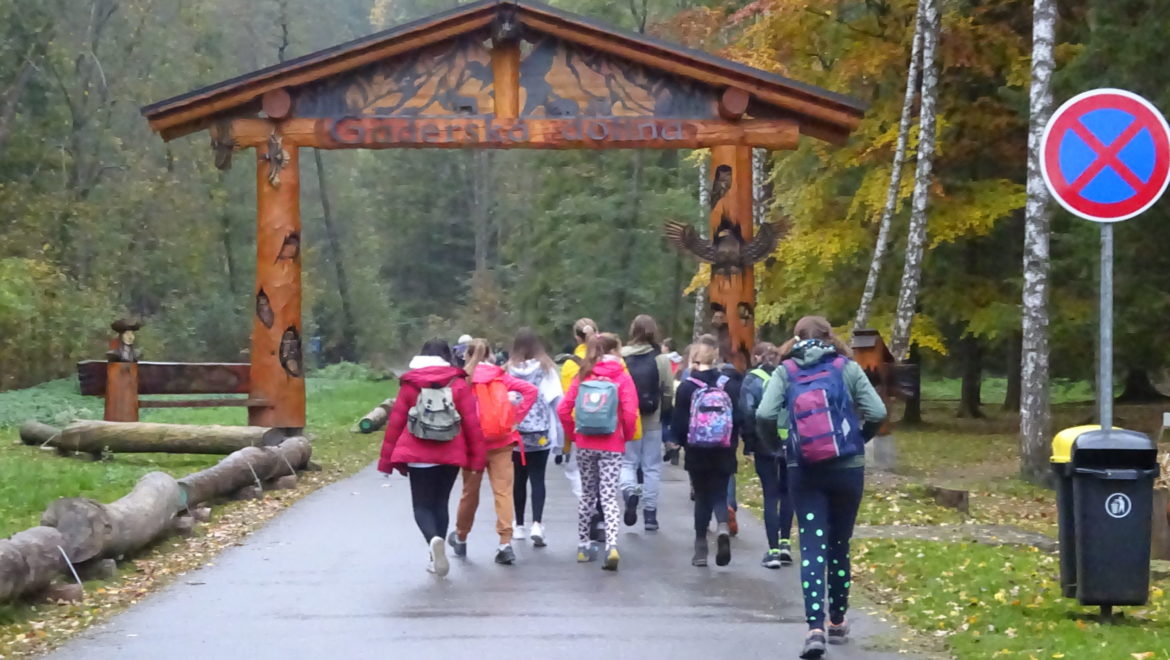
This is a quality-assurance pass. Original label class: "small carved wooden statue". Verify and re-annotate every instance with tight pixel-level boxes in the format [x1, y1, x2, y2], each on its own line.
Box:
[107, 318, 142, 363]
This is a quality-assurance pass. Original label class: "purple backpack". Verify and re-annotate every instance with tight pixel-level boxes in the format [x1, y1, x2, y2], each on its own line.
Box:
[686, 376, 734, 448]
[783, 356, 864, 465]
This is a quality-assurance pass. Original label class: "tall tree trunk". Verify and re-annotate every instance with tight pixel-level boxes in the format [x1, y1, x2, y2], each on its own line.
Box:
[470, 151, 491, 275]
[1020, 0, 1057, 482]
[313, 149, 358, 362]
[1004, 331, 1022, 411]
[1117, 368, 1168, 403]
[0, 56, 33, 156]
[613, 151, 644, 324]
[957, 334, 985, 418]
[901, 345, 924, 425]
[693, 156, 710, 341]
[217, 172, 238, 295]
[890, 0, 940, 361]
[855, 2, 925, 334]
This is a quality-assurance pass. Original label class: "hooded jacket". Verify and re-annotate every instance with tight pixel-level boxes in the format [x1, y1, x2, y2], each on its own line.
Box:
[471, 362, 539, 451]
[620, 343, 674, 431]
[754, 340, 887, 469]
[379, 356, 486, 474]
[740, 363, 778, 457]
[671, 366, 743, 475]
[507, 359, 564, 451]
[557, 357, 639, 453]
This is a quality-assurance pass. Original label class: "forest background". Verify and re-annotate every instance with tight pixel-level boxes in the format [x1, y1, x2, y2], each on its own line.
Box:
[1, 0, 1168, 421]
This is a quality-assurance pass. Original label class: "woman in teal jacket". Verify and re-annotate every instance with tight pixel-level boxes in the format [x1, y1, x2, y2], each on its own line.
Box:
[754, 316, 886, 659]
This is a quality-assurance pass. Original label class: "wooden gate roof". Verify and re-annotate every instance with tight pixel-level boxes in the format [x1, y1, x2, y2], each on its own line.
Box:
[142, 0, 865, 144]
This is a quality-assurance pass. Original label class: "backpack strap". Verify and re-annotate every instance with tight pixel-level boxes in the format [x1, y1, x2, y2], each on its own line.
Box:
[782, 359, 798, 377]
[831, 356, 846, 370]
[750, 368, 771, 383]
[687, 376, 705, 388]
[715, 375, 729, 390]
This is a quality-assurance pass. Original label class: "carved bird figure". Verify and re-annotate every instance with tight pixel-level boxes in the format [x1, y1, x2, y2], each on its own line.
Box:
[709, 164, 732, 209]
[664, 214, 781, 278]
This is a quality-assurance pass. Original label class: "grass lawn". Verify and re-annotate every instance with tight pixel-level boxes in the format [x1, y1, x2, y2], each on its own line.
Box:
[735, 392, 1170, 658]
[0, 374, 393, 539]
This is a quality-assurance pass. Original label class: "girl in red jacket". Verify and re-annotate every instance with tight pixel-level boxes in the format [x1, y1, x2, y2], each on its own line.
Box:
[379, 339, 487, 577]
[450, 339, 538, 566]
[557, 333, 639, 571]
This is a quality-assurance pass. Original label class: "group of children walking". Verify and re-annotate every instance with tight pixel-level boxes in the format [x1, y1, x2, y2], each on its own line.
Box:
[378, 314, 886, 659]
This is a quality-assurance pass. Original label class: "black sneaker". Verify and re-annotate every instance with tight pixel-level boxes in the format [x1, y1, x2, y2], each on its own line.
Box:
[715, 523, 731, 566]
[494, 544, 516, 565]
[447, 531, 467, 558]
[623, 491, 640, 526]
[799, 632, 827, 659]
[643, 509, 658, 531]
[779, 540, 793, 566]
[827, 621, 850, 645]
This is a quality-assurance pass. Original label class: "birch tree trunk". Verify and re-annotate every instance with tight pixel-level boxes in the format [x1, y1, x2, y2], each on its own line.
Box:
[854, 1, 925, 333]
[889, 0, 941, 362]
[1020, 0, 1057, 481]
[752, 148, 769, 228]
[694, 157, 710, 341]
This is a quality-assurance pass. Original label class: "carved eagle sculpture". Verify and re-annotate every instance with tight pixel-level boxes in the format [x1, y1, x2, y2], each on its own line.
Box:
[664, 214, 782, 277]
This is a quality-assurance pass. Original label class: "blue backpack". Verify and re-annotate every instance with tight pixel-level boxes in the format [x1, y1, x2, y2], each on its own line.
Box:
[783, 356, 863, 465]
[575, 377, 619, 435]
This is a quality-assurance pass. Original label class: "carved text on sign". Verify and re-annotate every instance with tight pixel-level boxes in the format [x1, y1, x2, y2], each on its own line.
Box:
[322, 116, 688, 147]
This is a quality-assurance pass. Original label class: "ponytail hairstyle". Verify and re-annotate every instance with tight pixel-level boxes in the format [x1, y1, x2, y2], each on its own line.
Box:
[777, 316, 853, 359]
[579, 332, 622, 380]
[508, 327, 556, 372]
[627, 314, 659, 347]
[463, 338, 494, 375]
[573, 317, 598, 344]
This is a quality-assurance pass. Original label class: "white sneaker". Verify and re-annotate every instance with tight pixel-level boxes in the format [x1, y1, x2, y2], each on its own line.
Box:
[513, 523, 528, 540]
[530, 522, 546, 547]
[429, 536, 449, 577]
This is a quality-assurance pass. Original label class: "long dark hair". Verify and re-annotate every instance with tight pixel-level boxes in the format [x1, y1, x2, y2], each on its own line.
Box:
[418, 338, 453, 364]
[778, 316, 853, 359]
[579, 333, 621, 380]
[508, 327, 556, 372]
[627, 314, 659, 347]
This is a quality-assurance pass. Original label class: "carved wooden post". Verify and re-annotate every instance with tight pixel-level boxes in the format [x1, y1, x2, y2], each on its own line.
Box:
[250, 128, 305, 429]
[707, 144, 755, 371]
[105, 320, 140, 422]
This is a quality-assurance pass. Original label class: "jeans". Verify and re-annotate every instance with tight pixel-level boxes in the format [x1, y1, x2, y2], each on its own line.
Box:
[513, 449, 550, 524]
[620, 427, 663, 510]
[727, 473, 738, 511]
[690, 471, 730, 538]
[788, 466, 864, 630]
[754, 453, 794, 549]
[407, 465, 460, 542]
[455, 446, 515, 544]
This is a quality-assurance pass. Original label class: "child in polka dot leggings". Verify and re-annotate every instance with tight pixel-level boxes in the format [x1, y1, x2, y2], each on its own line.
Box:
[789, 465, 865, 657]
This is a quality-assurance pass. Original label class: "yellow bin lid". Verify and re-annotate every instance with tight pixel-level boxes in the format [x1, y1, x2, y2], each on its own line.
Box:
[1051, 425, 1113, 463]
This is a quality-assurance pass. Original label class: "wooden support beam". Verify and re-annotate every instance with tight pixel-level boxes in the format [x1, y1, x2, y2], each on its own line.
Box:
[250, 129, 305, 429]
[78, 361, 251, 396]
[490, 44, 521, 119]
[707, 144, 755, 372]
[227, 117, 800, 151]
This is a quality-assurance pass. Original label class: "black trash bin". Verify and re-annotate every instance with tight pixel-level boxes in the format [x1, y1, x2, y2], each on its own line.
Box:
[1052, 427, 1159, 608]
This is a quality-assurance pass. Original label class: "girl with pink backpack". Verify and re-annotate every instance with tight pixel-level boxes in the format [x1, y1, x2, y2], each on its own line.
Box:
[669, 334, 743, 568]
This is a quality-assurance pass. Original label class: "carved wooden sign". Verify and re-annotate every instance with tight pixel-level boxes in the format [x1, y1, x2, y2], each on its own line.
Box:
[309, 116, 795, 150]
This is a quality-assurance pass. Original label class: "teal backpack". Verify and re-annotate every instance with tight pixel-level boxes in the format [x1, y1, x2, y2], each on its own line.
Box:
[574, 377, 619, 435]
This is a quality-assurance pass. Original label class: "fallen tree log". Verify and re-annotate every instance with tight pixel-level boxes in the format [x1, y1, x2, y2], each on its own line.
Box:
[33, 421, 284, 455]
[42, 471, 182, 564]
[178, 436, 311, 507]
[357, 399, 394, 433]
[18, 421, 61, 446]
[0, 527, 69, 602]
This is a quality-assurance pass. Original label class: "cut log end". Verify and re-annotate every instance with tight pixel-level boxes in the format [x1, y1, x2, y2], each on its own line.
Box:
[191, 506, 212, 523]
[268, 475, 298, 491]
[75, 558, 118, 582]
[42, 582, 85, 603]
[233, 485, 263, 501]
[173, 516, 196, 537]
[19, 421, 61, 446]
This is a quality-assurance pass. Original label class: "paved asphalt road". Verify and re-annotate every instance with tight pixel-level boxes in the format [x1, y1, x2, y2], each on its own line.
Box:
[46, 460, 910, 660]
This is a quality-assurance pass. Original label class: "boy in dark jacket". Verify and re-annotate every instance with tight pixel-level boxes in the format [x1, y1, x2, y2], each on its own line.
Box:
[739, 342, 793, 568]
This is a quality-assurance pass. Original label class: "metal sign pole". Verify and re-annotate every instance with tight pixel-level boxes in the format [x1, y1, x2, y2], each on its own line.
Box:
[1100, 222, 1114, 432]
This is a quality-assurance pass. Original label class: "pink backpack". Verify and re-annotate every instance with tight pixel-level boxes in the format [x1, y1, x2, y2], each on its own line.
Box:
[686, 376, 733, 448]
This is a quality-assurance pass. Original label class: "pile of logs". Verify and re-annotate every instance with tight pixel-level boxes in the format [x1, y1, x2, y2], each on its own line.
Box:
[1, 422, 312, 605]
[19, 420, 285, 456]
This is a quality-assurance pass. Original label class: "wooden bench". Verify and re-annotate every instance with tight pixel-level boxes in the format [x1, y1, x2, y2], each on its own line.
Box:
[77, 361, 268, 421]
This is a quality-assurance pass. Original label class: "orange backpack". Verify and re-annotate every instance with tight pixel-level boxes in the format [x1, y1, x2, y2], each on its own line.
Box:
[474, 378, 515, 442]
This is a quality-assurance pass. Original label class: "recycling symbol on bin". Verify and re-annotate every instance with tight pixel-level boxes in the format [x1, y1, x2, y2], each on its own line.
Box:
[1105, 493, 1132, 519]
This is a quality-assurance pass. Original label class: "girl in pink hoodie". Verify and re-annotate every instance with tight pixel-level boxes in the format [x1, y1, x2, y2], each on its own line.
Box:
[557, 333, 639, 571]
[450, 339, 538, 566]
